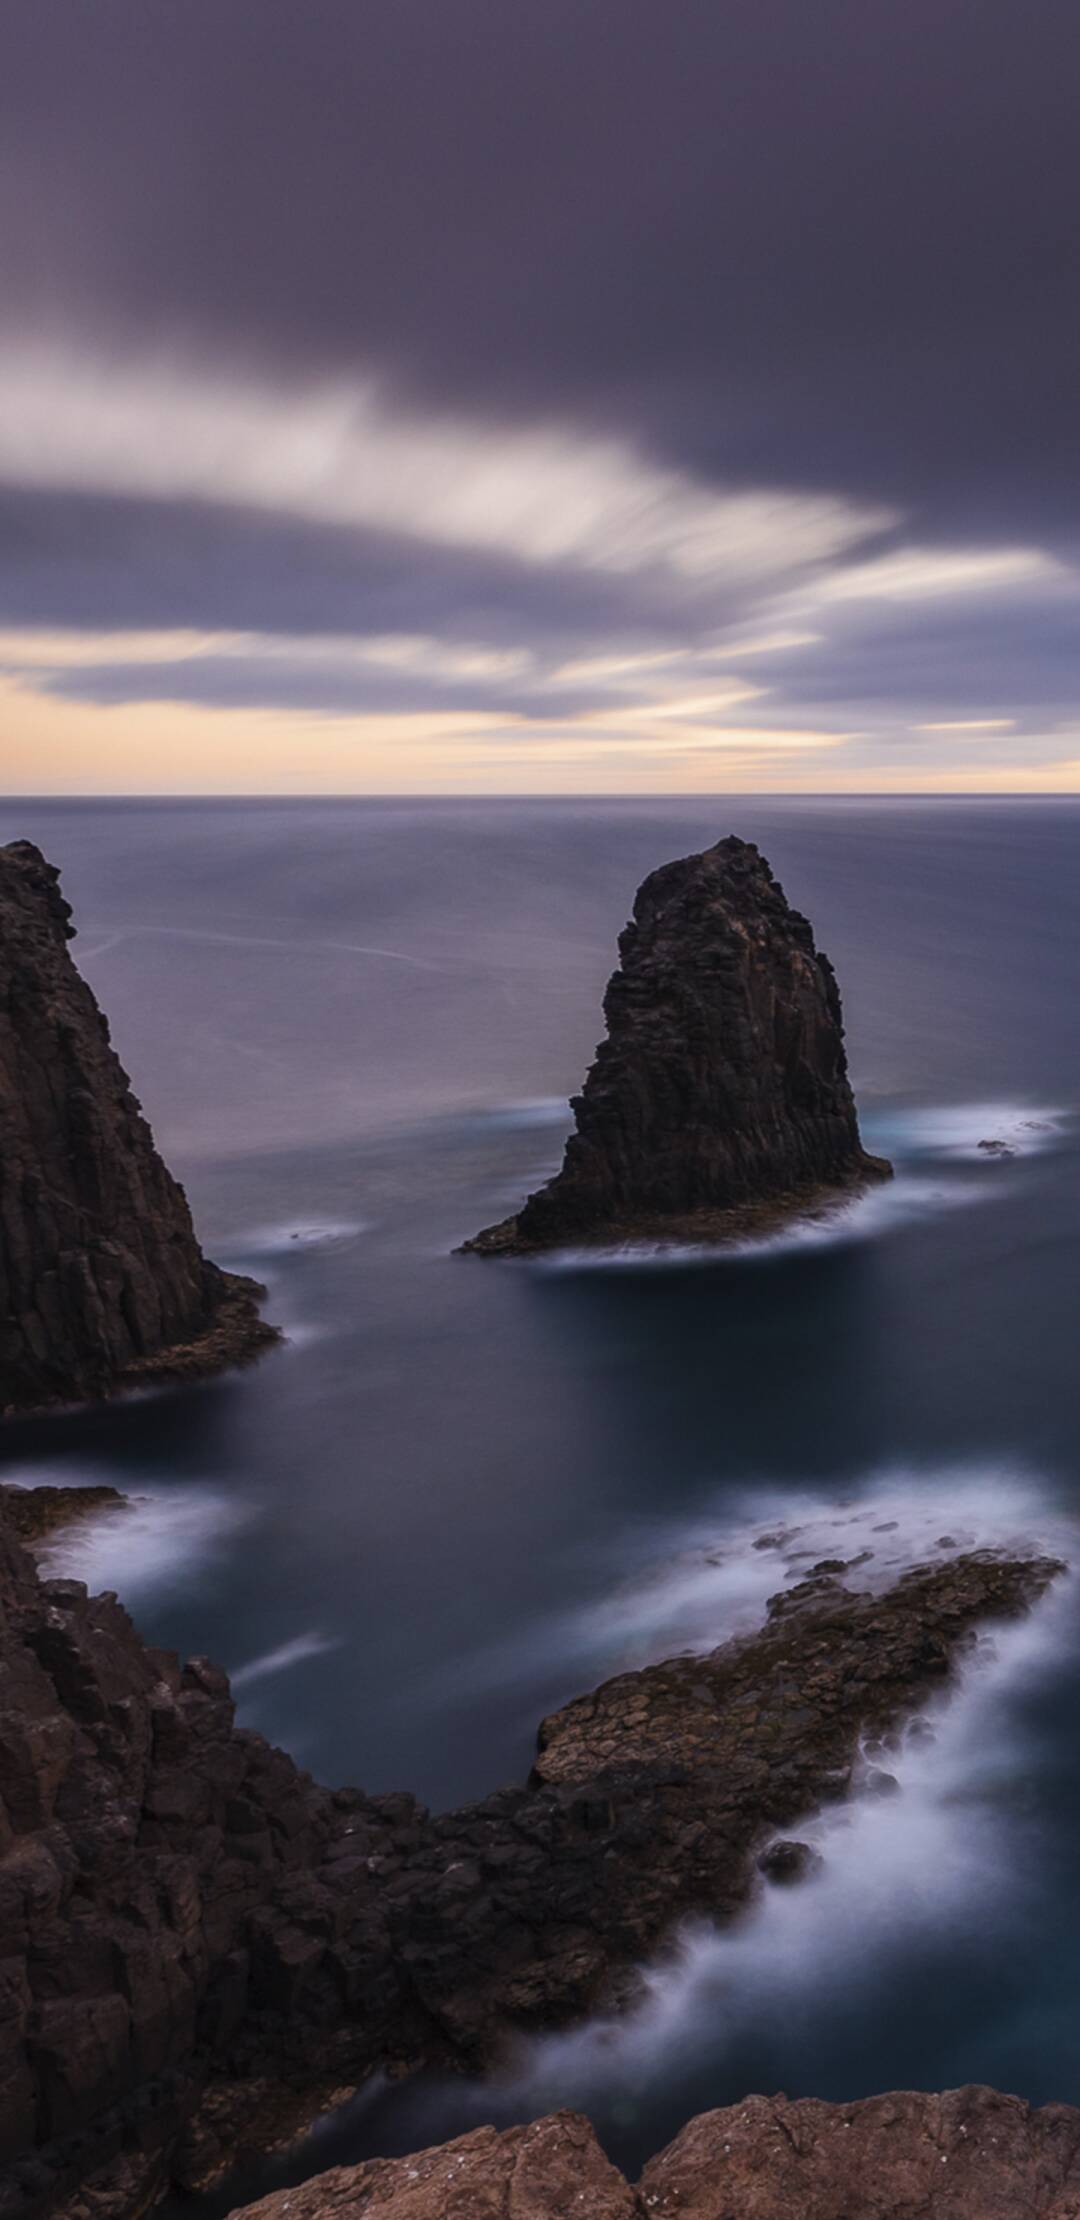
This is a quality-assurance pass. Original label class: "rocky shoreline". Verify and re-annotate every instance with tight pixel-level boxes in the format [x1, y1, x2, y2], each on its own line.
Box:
[0, 1485, 128, 1549]
[0, 1483, 1062, 2219]
[466, 836, 890, 1256]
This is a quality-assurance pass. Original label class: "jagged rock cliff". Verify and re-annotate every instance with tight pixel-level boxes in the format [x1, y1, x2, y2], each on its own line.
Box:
[0, 841, 274, 1411]
[467, 834, 889, 1253]
[0, 1490, 1059, 2218]
[227, 2090, 1080, 2220]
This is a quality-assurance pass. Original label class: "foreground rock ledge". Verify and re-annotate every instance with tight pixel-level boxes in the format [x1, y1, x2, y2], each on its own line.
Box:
[0, 841, 276, 1412]
[465, 835, 890, 1255]
[0, 1491, 1061, 2220]
[225, 2089, 1080, 2220]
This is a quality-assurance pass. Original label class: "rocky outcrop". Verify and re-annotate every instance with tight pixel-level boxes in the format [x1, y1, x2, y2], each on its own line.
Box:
[0, 1491, 1061, 2219]
[228, 2113, 640, 2220]
[226, 2089, 1080, 2220]
[531, 1554, 1048, 1793]
[0, 1485, 128, 1550]
[0, 840, 275, 1413]
[637, 2086, 1080, 2218]
[466, 834, 888, 1253]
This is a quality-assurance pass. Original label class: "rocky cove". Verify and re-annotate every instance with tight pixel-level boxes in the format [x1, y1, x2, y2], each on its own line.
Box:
[3, 807, 1080, 2219]
[0, 1487, 1064, 2218]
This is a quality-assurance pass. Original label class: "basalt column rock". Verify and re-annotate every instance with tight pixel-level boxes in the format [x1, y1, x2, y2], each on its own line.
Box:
[467, 834, 890, 1252]
[0, 841, 276, 1411]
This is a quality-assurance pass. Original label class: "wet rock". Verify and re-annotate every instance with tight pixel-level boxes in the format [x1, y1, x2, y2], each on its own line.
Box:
[464, 835, 890, 1253]
[0, 841, 277, 1413]
[0, 1487, 128, 1549]
[757, 1838, 822, 1885]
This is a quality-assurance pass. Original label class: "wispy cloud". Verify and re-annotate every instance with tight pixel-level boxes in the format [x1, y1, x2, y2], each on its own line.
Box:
[0, 342, 894, 587]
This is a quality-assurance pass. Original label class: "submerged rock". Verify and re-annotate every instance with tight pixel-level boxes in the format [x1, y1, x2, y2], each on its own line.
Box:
[757, 1836, 822, 1885]
[0, 841, 276, 1412]
[465, 834, 889, 1254]
[224, 2088, 1080, 2220]
[0, 1486, 1060, 2218]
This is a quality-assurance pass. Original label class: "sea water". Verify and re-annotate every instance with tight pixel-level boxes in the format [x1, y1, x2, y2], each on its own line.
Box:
[5, 795, 1080, 2177]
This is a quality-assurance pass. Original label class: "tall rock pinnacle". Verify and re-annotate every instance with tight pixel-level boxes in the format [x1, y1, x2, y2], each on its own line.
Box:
[467, 834, 889, 1252]
[0, 841, 276, 1411]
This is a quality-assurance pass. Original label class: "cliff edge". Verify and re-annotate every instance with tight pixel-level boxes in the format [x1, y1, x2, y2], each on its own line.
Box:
[0, 841, 275, 1412]
[466, 834, 889, 1253]
[226, 2090, 1080, 2220]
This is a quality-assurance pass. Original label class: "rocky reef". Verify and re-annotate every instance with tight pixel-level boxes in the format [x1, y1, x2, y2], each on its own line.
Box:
[0, 841, 275, 1412]
[227, 2089, 1080, 2220]
[466, 834, 889, 1253]
[0, 1484, 1060, 2218]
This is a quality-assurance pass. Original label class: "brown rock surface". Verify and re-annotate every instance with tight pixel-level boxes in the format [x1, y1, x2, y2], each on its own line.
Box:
[223, 2089, 1080, 2220]
[0, 1498, 1062, 2218]
[0, 840, 275, 1412]
[466, 835, 889, 1254]
[226, 2113, 639, 2220]
[637, 2086, 1080, 2216]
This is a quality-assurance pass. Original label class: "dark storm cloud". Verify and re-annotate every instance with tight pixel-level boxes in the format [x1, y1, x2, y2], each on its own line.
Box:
[3, 0, 1078, 520]
[1, 0, 1077, 777]
[0, 488, 683, 651]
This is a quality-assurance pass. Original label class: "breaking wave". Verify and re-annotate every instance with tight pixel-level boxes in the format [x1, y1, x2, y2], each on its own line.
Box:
[32, 1475, 254, 1606]
[510, 1570, 1074, 2120]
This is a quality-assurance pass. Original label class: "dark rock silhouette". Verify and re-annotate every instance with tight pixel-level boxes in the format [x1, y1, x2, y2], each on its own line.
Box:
[227, 2089, 1080, 2220]
[0, 1485, 1059, 2216]
[0, 841, 275, 1412]
[466, 834, 889, 1252]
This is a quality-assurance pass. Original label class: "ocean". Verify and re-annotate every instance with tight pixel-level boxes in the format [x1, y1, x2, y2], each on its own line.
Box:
[4, 794, 1080, 2183]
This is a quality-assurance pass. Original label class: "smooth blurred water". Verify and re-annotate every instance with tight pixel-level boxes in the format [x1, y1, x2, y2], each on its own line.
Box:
[5, 796, 1080, 2173]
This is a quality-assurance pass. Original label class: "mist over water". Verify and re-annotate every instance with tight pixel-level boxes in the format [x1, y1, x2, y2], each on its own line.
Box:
[5, 797, 1080, 2170]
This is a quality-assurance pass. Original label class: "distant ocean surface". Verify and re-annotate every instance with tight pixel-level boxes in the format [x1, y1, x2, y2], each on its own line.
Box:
[6, 795, 1080, 2181]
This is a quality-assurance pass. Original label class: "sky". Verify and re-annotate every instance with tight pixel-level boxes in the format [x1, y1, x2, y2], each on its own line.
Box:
[2, 0, 1078, 796]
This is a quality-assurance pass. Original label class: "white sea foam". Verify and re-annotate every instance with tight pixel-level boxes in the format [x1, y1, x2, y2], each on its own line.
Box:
[524, 1097, 1069, 1271]
[534, 1172, 985, 1271]
[506, 1566, 1075, 2119]
[230, 1630, 342, 1689]
[576, 1464, 1071, 1665]
[434, 1462, 1073, 1707]
[30, 1475, 254, 1604]
[863, 1100, 1068, 1163]
[477, 1097, 569, 1131]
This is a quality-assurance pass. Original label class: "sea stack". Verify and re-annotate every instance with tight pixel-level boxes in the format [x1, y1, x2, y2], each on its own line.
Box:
[467, 834, 889, 1253]
[0, 841, 276, 1412]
